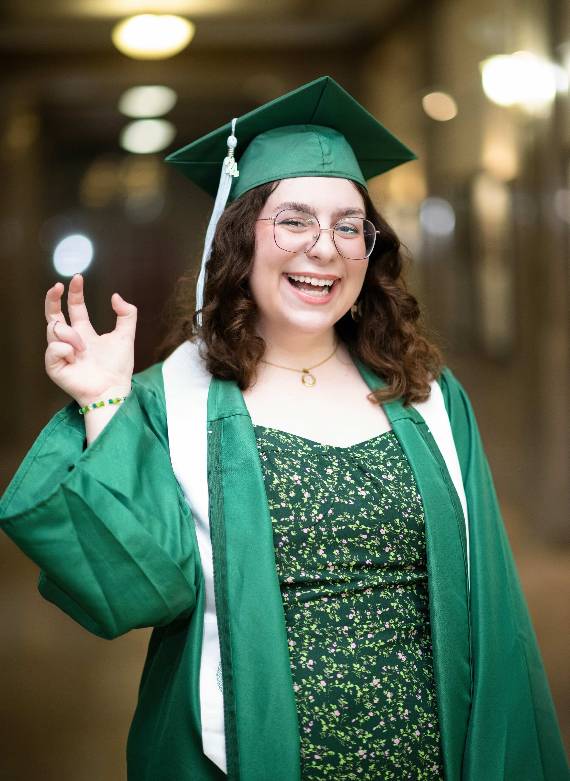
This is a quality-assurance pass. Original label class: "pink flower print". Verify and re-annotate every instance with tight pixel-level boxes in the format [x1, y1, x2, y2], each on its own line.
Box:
[392, 737, 401, 745]
[371, 678, 380, 687]
[317, 548, 325, 555]
[414, 729, 420, 736]
[333, 709, 341, 717]
[350, 642, 356, 649]
[307, 659, 314, 668]
[319, 680, 326, 687]
[397, 652, 407, 661]
[302, 528, 309, 534]
[357, 749, 367, 758]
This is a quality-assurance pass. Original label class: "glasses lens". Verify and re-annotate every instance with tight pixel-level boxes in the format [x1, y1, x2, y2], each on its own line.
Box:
[333, 218, 376, 259]
[273, 209, 319, 253]
[272, 209, 376, 259]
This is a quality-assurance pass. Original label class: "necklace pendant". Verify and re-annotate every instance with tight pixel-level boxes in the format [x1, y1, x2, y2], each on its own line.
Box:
[301, 370, 316, 387]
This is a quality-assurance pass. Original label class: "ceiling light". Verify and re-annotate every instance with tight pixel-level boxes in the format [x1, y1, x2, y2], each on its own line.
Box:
[119, 86, 178, 118]
[120, 119, 176, 154]
[112, 14, 195, 60]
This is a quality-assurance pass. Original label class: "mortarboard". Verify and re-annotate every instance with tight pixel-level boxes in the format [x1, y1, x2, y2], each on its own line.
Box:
[165, 75, 417, 319]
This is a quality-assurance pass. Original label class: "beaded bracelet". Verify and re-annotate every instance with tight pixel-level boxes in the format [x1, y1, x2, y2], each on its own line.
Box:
[78, 395, 129, 416]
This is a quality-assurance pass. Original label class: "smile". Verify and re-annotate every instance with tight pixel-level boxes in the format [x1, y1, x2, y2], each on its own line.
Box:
[285, 274, 339, 299]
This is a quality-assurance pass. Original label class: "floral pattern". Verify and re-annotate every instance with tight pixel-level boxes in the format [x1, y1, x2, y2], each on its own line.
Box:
[254, 425, 444, 780]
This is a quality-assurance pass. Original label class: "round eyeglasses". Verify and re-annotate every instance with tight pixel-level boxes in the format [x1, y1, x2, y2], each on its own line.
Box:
[256, 208, 379, 260]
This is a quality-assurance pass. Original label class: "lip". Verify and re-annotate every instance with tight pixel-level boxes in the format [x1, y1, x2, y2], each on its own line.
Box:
[282, 272, 340, 305]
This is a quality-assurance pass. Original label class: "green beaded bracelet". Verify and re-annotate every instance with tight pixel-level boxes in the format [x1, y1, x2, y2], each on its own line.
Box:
[78, 395, 129, 416]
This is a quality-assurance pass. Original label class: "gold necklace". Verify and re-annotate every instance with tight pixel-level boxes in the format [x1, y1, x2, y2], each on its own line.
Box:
[260, 341, 339, 387]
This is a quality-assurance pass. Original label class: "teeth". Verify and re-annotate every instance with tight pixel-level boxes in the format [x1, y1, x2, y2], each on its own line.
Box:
[288, 274, 336, 287]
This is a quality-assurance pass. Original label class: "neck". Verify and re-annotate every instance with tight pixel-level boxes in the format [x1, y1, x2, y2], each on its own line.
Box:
[259, 326, 338, 368]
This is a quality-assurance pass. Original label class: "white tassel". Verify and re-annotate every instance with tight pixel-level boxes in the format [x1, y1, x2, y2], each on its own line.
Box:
[195, 118, 239, 326]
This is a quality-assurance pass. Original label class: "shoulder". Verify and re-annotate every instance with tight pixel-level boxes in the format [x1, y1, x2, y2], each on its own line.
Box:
[435, 366, 489, 481]
[435, 366, 474, 425]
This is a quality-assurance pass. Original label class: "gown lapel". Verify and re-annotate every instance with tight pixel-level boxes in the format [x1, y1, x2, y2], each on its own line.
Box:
[207, 363, 471, 781]
[354, 359, 472, 780]
[207, 377, 301, 781]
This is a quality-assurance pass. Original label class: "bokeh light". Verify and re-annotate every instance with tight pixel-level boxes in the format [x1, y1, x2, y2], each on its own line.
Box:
[419, 197, 456, 236]
[112, 15, 195, 60]
[120, 119, 176, 154]
[53, 234, 94, 276]
[118, 86, 178, 118]
[421, 92, 458, 121]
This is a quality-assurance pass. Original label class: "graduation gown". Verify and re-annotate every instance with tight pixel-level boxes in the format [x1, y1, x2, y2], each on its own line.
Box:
[1, 340, 567, 781]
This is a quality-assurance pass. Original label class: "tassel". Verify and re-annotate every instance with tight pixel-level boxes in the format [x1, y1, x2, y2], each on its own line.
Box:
[195, 118, 239, 326]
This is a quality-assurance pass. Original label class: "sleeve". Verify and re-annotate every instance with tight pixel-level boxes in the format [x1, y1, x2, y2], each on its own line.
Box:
[0, 367, 198, 641]
[438, 367, 569, 780]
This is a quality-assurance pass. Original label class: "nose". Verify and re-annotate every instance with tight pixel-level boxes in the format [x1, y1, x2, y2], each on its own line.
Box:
[305, 227, 339, 261]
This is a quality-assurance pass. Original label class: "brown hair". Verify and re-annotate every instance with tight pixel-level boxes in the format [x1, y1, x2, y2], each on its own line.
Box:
[155, 179, 444, 405]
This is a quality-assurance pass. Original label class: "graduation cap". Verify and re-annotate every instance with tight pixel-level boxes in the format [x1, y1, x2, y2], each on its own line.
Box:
[165, 75, 417, 319]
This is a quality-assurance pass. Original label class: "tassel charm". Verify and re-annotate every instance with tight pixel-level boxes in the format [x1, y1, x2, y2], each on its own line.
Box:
[223, 133, 239, 177]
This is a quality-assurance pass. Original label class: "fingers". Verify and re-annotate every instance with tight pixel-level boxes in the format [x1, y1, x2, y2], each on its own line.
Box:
[45, 281, 68, 326]
[46, 318, 86, 352]
[111, 292, 137, 337]
[67, 274, 94, 330]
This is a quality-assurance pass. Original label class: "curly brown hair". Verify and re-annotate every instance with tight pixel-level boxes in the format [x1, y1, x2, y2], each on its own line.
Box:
[154, 179, 444, 405]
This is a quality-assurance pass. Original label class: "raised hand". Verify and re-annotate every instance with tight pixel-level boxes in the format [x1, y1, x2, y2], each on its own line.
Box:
[44, 274, 137, 407]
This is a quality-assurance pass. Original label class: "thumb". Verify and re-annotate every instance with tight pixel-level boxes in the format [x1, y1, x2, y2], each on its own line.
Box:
[111, 292, 137, 336]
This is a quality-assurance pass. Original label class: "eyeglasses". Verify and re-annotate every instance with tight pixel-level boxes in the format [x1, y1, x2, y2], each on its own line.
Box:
[256, 208, 380, 260]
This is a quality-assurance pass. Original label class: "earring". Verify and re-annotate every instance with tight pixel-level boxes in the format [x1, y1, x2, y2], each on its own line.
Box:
[350, 301, 362, 321]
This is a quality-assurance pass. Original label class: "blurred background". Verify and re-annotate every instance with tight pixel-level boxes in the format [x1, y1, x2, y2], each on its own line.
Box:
[0, 0, 568, 778]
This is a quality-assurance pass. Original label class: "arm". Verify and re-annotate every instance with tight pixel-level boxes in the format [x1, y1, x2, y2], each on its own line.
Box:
[438, 367, 569, 780]
[0, 368, 198, 640]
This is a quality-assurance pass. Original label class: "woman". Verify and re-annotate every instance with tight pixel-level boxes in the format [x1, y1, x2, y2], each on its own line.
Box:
[1, 76, 567, 781]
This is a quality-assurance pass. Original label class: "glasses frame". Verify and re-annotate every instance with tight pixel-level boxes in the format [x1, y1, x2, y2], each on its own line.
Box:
[256, 208, 380, 260]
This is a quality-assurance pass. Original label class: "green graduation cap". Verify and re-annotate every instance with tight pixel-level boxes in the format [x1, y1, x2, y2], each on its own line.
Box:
[165, 75, 417, 318]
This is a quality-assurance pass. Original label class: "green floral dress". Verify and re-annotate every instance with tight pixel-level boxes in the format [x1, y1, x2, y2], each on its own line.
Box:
[254, 425, 445, 781]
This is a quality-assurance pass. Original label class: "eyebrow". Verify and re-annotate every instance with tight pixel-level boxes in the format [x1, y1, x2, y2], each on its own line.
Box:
[272, 201, 366, 218]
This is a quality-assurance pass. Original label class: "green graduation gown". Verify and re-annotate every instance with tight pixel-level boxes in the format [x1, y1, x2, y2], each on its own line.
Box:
[0, 346, 567, 780]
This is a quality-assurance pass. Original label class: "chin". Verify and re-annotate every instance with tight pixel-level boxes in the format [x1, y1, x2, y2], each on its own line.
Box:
[279, 309, 339, 335]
